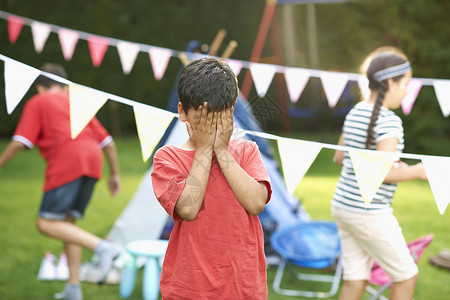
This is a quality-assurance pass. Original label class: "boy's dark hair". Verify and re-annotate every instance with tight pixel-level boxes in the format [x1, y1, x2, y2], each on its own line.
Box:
[35, 63, 68, 88]
[177, 57, 239, 112]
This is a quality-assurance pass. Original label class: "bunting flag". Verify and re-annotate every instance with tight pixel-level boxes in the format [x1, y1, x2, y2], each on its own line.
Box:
[1, 11, 449, 119]
[284, 68, 310, 103]
[277, 139, 322, 195]
[349, 150, 397, 204]
[88, 36, 109, 68]
[227, 59, 243, 76]
[58, 29, 79, 61]
[433, 79, 450, 117]
[0, 54, 449, 216]
[31, 22, 51, 53]
[1, 10, 449, 120]
[133, 103, 174, 162]
[69, 84, 108, 139]
[4, 59, 40, 114]
[357, 75, 370, 100]
[117, 41, 140, 75]
[320, 72, 349, 108]
[7, 15, 24, 45]
[148, 47, 172, 81]
[401, 79, 423, 115]
[422, 156, 450, 215]
[249, 63, 276, 97]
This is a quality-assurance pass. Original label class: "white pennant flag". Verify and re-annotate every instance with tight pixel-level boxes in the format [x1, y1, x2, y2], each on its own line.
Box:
[249, 63, 276, 97]
[227, 59, 243, 76]
[277, 139, 322, 195]
[358, 75, 370, 100]
[284, 68, 310, 103]
[4, 59, 41, 114]
[69, 84, 108, 139]
[320, 72, 349, 108]
[31, 22, 52, 53]
[349, 150, 397, 204]
[58, 28, 79, 61]
[433, 79, 450, 117]
[149, 48, 172, 81]
[133, 103, 174, 162]
[422, 156, 450, 215]
[117, 41, 140, 75]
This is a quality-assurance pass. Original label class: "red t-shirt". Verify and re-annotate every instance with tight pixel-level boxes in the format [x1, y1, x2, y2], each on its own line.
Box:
[151, 140, 272, 300]
[13, 90, 111, 191]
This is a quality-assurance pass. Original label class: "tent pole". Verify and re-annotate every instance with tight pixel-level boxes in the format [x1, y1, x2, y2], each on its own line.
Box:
[270, 10, 291, 133]
[241, 0, 277, 99]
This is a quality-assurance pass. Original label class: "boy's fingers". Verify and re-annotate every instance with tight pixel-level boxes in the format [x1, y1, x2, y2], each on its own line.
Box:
[212, 112, 218, 129]
[218, 111, 224, 129]
[200, 102, 209, 126]
[185, 122, 193, 138]
[205, 111, 214, 131]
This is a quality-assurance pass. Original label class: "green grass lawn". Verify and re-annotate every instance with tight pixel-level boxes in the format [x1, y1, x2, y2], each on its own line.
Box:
[0, 137, 449, 300]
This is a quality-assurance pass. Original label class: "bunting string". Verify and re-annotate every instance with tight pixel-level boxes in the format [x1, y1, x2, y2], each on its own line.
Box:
[1, 9, 449, 117]
[0, 9, 439, 83]
[0, 53, 449, 214]
[0, 53, 446, 161]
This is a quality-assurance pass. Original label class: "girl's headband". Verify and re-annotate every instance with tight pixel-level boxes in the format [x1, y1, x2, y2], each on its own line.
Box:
[373, 61, 411, 82]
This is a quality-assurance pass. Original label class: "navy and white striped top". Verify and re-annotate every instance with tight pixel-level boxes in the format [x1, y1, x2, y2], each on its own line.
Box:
[331, 102, 404, 213]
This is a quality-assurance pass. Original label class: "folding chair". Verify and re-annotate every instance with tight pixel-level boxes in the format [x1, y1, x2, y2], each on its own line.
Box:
[365, 234, 434, 300]
[270, 221, 342, 298]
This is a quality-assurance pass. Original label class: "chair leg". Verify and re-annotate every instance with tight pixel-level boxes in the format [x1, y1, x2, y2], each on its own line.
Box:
[119, 255, 137, 299]
[272, 257, 342, 298]
[366, 283, 390, 300]
[142, 258, 161, 300]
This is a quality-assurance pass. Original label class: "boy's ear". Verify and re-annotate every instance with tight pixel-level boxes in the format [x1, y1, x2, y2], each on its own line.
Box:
[36, 84, 47, 94]
[177, 102, 187, 122]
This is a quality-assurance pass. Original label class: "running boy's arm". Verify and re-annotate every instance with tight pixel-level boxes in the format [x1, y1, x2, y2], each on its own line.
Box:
[175, 104, 216, 221]
[214, 107, 268, 216]
[377, 137, 427, 183]
[0, 140, 26, 172]
[103, 141, 121, 196]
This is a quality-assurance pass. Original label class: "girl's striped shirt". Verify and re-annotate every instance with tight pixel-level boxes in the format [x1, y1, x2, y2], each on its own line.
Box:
[331, 102, 404, 213]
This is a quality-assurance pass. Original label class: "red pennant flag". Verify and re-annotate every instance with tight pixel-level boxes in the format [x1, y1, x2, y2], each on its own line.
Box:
[87, 36, 109, 68]
[7, 15, 24, 45]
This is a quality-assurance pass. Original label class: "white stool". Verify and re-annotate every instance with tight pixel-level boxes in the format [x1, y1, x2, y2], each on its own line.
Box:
[119, 240, 168, 300]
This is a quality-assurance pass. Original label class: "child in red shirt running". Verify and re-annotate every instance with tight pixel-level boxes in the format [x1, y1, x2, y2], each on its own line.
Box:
[151, 57, 272, 299]
[0, 64, 121, 300]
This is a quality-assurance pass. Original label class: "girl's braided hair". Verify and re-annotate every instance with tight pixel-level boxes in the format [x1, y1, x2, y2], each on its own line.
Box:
[362, 48, 409, 149]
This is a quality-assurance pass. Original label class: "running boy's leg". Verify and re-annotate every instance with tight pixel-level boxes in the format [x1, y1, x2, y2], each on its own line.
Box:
[36, 177, 120, 284]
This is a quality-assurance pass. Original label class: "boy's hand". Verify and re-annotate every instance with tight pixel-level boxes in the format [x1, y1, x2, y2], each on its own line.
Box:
[214, 106, 234, 152]
[108, 174, 121, 197]
[186, 102, 216, 151]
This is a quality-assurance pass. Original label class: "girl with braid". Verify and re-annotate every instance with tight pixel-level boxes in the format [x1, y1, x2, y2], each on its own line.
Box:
[331, 47, 427, 300]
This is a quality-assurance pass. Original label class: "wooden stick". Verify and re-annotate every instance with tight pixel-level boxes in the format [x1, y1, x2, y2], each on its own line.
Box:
[221, 40, 238, 59]
[178, 52, 189, 66]
[208, 29, 227, 56]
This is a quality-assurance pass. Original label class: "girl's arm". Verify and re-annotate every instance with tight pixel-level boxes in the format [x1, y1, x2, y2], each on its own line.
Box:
[333, 133, 345, 166]
[377, 137, 427, 183]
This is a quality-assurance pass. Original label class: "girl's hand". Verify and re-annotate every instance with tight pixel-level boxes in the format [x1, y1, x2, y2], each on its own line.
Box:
[413, 162, 428, 180]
